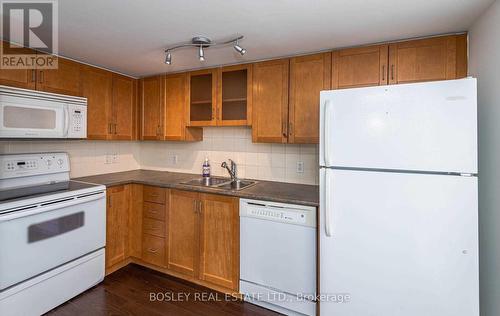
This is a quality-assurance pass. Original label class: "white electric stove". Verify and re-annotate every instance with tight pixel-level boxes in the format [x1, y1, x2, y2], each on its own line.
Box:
[0, 153, 106, 316]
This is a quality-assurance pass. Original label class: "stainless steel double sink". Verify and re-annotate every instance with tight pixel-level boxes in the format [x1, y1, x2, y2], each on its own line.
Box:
[180, 177, 257, 191]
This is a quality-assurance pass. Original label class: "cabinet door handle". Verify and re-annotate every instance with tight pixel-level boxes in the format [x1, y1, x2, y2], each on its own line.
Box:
[148, 248, 157, 253]
[198, 200, 203, 214]
[31, 69, 36, 82]
[289, 122, 293, 136]
[193, 200, 197, 213]
[39, 71, 44, 83]
[382, 65, 386, 81]
[282, 121, 287, 138]
[391, 65, 395, 81]
[113, 123, 117, 134]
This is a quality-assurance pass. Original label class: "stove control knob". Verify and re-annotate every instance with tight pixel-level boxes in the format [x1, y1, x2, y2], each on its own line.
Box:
[46, 160, 52, 166]
[57, 159, 64, 166]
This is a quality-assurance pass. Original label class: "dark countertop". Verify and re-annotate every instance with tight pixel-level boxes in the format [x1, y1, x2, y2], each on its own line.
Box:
[74, 169, 319, 207]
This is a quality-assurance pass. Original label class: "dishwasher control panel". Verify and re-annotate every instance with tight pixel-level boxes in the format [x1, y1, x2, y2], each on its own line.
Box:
[240, 199, 316, 227]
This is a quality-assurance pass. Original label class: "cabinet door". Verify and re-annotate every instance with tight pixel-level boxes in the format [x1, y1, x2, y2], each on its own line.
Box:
[81, 65, 113, 140]
[140, 75, 164, 140]
[252, 59, 289, 143]
[217, 64, 253, 126]
[0, 41, 36, 89]
[106, 185, 130, 269]
[36, 57, 82, 96]
[199, 194, 239, 291]
[388, 34, 468, 84]
[163, 73, 202, 141]
[332, 45, 388, 89]
[188, 69, 218, 126]
[129, 184, 143, 259]
[112, 74, 137, 140]
[289, 53, 331, 144]
[167, 190, 200, 277]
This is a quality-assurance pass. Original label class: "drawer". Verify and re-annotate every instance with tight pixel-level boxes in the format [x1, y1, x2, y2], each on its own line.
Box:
[142, 235, 165, 267]
[143, 202, 166, 221]
[144, 186, 166, 204]
[143, 218, 165, 237]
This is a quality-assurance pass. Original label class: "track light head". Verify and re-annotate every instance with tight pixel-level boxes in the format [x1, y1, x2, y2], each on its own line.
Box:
[198, 46, 205, 62]
[234, 43, 246, 55]
[165, 52, 172, 65]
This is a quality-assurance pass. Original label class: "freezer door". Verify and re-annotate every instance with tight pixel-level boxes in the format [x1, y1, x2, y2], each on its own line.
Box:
[320, 78, 477, 173]
[319, 168, 479, 316]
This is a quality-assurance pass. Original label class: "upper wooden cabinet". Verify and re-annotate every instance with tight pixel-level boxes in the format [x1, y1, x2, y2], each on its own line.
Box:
[140, 75, 164, 140]
[83, 66, 137, 140]
[252, 59, 290, 143]
[289, 53, 331, 144]
[388, 34, 468, 84]
[217, 64, 253, 126]
[164, 73, 202, 141]
[36, 57, 82, 96]
[332, 45, 388, 89]
[112, 74, 137, 140]
[188, 69, 218, 126]
[0, 41, 36, 90]
[199, 194, 239, 291]
[82, 66, 113, 140]
[106, 185, 130, 270]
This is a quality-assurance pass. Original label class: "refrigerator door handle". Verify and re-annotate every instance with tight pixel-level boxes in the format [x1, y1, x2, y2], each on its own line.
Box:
[325, 168, 333, 237]
[324, 100, 332, 166]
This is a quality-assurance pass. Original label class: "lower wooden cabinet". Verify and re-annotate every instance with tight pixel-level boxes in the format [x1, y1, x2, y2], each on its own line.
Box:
[168, 190, 199, 277]
[105, 185, 240, 293]
[105, 185, 130, 270]
[198, 193, 239, 290]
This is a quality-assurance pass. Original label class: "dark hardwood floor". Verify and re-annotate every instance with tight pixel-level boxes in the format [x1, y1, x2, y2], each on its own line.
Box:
[44, 264, 281, 316]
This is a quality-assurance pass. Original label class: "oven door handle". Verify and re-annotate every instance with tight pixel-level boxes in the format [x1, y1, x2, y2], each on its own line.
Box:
[0, 192, 106, 221]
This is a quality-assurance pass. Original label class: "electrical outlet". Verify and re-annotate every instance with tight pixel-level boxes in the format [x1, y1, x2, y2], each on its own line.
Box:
[296, 161, 304, 173]
[169, 154, 178, 165]
[105, 154, 113, 164]
[112, 153, 118, 164]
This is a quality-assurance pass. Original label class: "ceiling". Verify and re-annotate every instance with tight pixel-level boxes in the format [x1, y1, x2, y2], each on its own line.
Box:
[50, 0, 495, 77]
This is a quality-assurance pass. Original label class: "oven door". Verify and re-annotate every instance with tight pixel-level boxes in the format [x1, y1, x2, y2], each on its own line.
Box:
[0, 192, 106, 290]
[0, 94, 66, 138]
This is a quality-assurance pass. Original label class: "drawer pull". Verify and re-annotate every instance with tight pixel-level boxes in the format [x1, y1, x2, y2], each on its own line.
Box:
[149, 193, 159, 197]
[148, 248, 158, 253]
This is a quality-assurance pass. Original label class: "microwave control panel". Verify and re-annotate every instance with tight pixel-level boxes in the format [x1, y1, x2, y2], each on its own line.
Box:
[68, 104, 87, 138]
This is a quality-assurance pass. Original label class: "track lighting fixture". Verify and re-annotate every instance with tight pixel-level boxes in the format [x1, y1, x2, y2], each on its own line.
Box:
[164, 51, 172, 65]
[164, 35, 246, 65]
[198, 46, 205, 62]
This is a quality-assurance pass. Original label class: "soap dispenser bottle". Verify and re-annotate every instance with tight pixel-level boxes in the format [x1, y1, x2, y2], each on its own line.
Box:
[202, 157, 211, 178]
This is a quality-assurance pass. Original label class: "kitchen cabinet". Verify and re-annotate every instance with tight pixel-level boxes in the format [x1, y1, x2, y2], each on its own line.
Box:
[164, 73, 202, 141]
[82, 65, 113, 140]
[199, 193, 239, 291]
[36, 57, 82, 96]
[289, 53, 331, 143]
[140, 75, 164, 140]
[106, 185, 130, 270]
[141, 186, 168, 267]
[252, 59, 290, 143]
[0, 41, 36, 89]
[129, 184, 143, 259]
[83, 67, 137, 140]
[388, 34, 468, 84]
[167, 190, 200, 277]
[332, 45, 388, 89]
[188, 69, 218, 126]
[112, 74, 137, 140]
[217, 64, 253, 126]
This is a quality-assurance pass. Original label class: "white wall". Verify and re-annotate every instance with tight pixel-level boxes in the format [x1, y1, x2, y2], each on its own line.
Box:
[469, 1, 500, 315]
[0, 127, 319, 184]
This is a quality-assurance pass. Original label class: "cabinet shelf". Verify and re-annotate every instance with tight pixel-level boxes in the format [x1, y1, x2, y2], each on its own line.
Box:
[222, 97, 247, 103]
[191, 100, 212, 105]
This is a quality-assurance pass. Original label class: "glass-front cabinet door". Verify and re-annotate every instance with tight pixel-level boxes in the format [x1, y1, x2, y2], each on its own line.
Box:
[188, 69, 217, 126]
[217, 64, 252, 126]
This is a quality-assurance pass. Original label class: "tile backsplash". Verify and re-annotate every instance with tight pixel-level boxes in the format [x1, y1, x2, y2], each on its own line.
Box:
[0, 127, 319, 185]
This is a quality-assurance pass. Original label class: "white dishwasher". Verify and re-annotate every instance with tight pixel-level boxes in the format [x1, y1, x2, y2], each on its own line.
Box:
[239, 198, 317, 316]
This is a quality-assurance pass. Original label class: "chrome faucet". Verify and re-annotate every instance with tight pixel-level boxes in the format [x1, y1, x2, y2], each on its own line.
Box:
[221, 159, 237, 181]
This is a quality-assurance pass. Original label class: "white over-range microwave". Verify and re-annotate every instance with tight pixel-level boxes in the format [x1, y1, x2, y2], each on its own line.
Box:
[0, 85, 87, 138]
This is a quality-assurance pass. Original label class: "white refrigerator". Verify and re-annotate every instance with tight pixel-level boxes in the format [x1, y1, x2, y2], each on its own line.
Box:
[319, 78, 479, 316]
